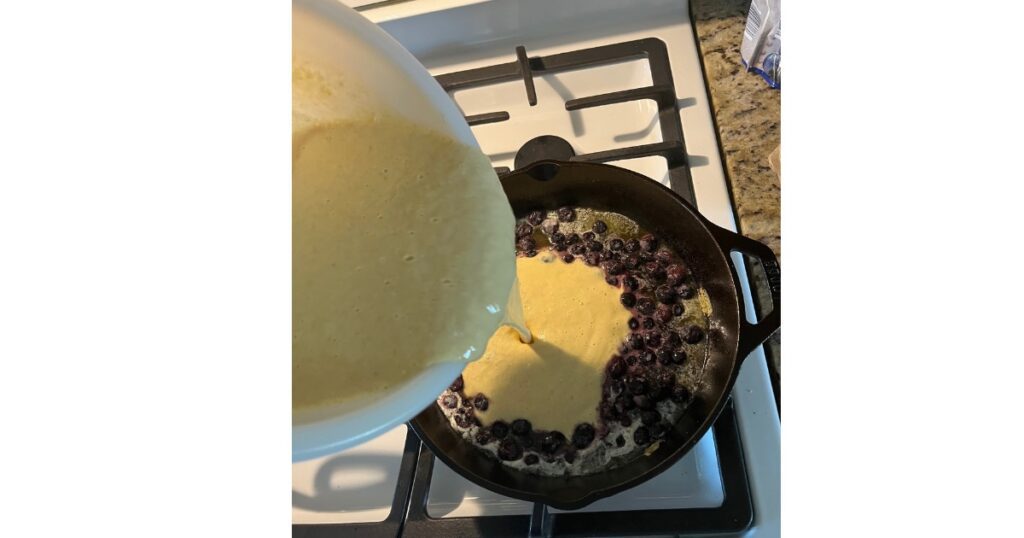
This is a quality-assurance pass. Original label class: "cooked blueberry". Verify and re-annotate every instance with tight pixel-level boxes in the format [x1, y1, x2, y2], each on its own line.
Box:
[491, 421, 510, 439]
[454, 414, 473, 428]
[671, 350, 687, 365]
[557, 206, 576, 222]
[633, 426, 651, 445]
[670, 385, 691, 403]
[600, 401, 618, 420]
[520, 436, 535, 449]
[656, 371, 676, 392]
[623, 255, 641, 270]
[475, 431, 492, 444]
[625, 355, 639, 367]
[511, 419, 532, 437]
[461, 396, 473, 408]
[602, 260, 625, 275]
[517, 237, 536, 252]
[640, 349, 656, 365]
[666, 330, 682, 348]
[610, 379, 625, 395]
[644, 263, 667, 282]
[569, 243, 587, 255]
[551, 231, 566, 244]
[524, 249, 538, 258]
[650, 422, 669, 440]
[655, 305, 674, 324]
[618, 414, 633, 428]
[608, 356, 626, 378]
[641, 317, 655, 330]
[654, 249, 673, 264]
[657, 348, 673, 365]
[644, 332, 662, 348]
[605, 274, 619, 286]
[684, 326, 705, 344]
[515, 222, 533, 239]
[608, 238, 624, 251]
[592, 220, 608, 234]
[640, 234, 659, 252]
[584, 252, 600, 266]
[569, 424, 595, 450]
[625, 238, 641, 252]
[441, 394, 458, 409]
[678, 284, 696, 299]
[563, 450, 577, 464]
[628, 333, 644, 350]
[566, 233, 581, 245]
[640, 410, 661, 426]
[562, 253, 575, 263]
[449, 376, 464, 392]
[673, 304, 685, 317]
[636, 298, 655, 315]
[524, 454, 539, 465]
[587, 240, 603, 252]
[627, 376, 647, 395]
[655, 286, 677, 305]
[540, 431, 566, 454]
[615, 434, 626, 447]
[582, 231, 595, 241]
[634, 394, 655, 409]
[616, 394, 636, 411]
[498, 438, 524, 461]
[598, 250, 616, 262]
[628, 317, 640, 330]
[473, 394, 489, 411]
[623, 276, 639, 292]
[527, 211, 545, 226]
[620, 292, 637, 308]
[666, 264, 689, 286]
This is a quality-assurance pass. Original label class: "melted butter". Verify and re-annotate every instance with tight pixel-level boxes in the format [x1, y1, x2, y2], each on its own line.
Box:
[292, 114, 515, 415]
[463, 254, 631, 434]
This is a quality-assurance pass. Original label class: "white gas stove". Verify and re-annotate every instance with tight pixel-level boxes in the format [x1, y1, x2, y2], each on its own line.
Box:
[293, 1, 780, 536]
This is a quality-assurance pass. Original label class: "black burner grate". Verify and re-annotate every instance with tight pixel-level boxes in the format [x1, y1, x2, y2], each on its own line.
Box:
[434, 39, 696, 207]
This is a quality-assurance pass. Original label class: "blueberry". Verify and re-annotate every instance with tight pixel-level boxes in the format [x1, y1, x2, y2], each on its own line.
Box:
[610, 379, 625, 395]
[441, 394, 458, 409]
[520, 435, 535, 449]
[449, 376, 464, 392]
[634, 394, 655, 409]
[666, 331, 682, 349]
[671, 350, 687, 365]
[511, 419, 532, 437]
[569, 243, 587, 255]
[602, 260, 625, 275]
[644, 332, 662, 348]
[524, 454, 539, 465]
[655, 305, 674, 324]
[599, 250, 616, 262]
[628, 333, 644, 350]
[641, 317, 655, 330]
[540, 431, 566, 454]
[640, 410, 660, 426]
[572, 423, 596, 449]
[557, 206, 576, 222]
[615, 434, 627, 447]
[607, 356, 626, 378]
[563, 450, 577, 464]
[640, 234, 659, 252]
[628, 317, 640, 330]
[655, 286, 677, 305]
[562, 253, 575, 263]
[475, 431, 492, 445]
[600, 401, 618, 420]
[633, 426, 651, 445]
[605, 275, 619, 286]
[650, 422, 669, 440]
[657, 348, 673, 365]
[524, 249, 538, 258]
[678, 284, 696, 299]
[584, 252, 601, 266]
[636, 298, 655, 315]
[566, 233, 581, 245]
[673, 304, 685, 317]
[454, 414, 473, 428]
[625, 355, 639, 367]
[473, 394, 489, 411]
[587, 240, 603, 252]
[551, 231, 566, 244]
[461, 397, 473, 408]
[666, 264, 689, 286]
[623, 276, 639, 292]
[517, 237, 536, 252]
[618, 414, 633, 428]
[617, 394, 636, 411]
[620, 292, 637, 308]
[627, 376, 647, 395]
[527, 211, 545, 226]
[655, 249, 673, 264]
[670, 385, 691, 403]
[644, 263, 667, 282]
[608, 238, 624, 251]
[684, 326, 705, 344]
[491, 420, 510, 439]
[623, 255, 641, 269]
[515, 222, 533, 239]
[582, 231, 595, 241]
[498, 438, 524, 461]
[592, 220, 608, 234]
[625, 238, 641, 253]
[640, 349, 656, 365]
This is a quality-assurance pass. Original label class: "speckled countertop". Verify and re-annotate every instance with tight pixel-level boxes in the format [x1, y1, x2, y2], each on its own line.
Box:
[691, 0, 781, 397]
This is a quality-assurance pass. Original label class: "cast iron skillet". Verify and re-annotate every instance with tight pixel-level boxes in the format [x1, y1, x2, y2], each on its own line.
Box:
[410, 160, 780, 510]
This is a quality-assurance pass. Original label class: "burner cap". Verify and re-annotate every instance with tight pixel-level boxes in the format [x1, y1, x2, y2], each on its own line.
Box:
[514, 136, 576, 170]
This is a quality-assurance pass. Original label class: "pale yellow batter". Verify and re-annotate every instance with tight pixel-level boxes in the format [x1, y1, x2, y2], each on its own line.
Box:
[463, 254, 631, 434]
[292, 114, 515, 414]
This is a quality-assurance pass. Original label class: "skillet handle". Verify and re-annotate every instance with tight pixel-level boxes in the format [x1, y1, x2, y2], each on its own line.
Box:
[709, 224, 780, 360]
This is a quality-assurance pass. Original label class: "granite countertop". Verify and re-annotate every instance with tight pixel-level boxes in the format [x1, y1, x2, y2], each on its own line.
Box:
[691, 0, 781, 401]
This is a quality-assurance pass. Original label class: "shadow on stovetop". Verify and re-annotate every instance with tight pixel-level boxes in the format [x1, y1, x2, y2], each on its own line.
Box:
[292, 454, 399, 513]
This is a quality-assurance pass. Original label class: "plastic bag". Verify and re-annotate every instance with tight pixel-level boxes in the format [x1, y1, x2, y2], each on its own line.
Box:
[740, 0, 780, 89]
